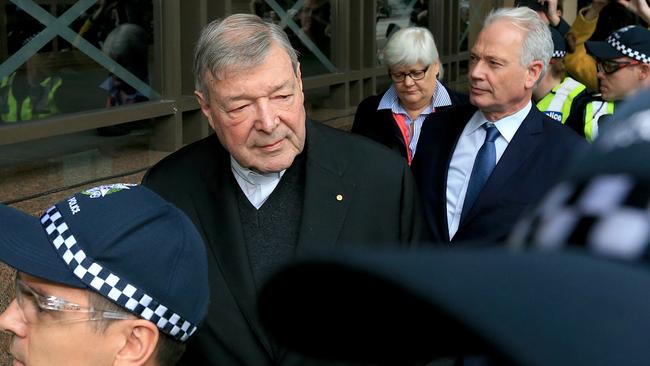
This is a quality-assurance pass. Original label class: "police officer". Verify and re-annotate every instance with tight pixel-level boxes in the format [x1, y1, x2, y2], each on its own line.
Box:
[0, 51, 63, 123]
[0, 71, 62, 122]
[534, 26, 589, 129]
[578, 25, 650, 141]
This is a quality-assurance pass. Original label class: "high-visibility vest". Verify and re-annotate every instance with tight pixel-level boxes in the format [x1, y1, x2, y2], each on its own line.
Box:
[536, 77, 586, 124]
[584, 100, 615, 142]
[0, 72, 62, 122]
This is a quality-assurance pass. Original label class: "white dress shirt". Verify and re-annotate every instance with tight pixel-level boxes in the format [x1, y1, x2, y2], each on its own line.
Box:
[231, 156, 285, 209]
[446, 102, 532, 239]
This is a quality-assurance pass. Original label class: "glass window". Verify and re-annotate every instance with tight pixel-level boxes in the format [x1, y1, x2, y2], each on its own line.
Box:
[459, 0, 470, 53]
[376, 0, 429, 65]
[250, 0, 335, 77]
[0, 126, 165, 209]
[1, 0, 155, 125]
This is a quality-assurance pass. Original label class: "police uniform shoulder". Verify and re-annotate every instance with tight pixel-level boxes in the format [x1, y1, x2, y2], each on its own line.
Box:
[584, 92, 606, 103]
[571, 90, 599, 112]
[539, 111, 587, 145]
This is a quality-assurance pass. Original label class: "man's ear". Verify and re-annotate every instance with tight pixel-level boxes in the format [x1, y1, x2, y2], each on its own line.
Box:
[295, 62, 303, 92]
[638, 63, 650, 83]
[194, 90, 210, 117]
[113, 320, 159, 366]
[525, 60, 545, 90]
[195, 89, 217, 131]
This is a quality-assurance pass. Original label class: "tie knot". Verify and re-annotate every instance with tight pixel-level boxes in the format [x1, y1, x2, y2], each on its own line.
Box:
[483, 123, 500, 143]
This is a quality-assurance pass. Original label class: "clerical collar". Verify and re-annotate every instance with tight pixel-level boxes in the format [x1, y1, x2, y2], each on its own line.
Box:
[230, 156, 285, 186]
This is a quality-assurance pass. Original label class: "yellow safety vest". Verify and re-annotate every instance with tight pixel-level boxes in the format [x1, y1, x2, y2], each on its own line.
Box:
[584, 100, 615, 142]
[0, 72, 62, 122]
[536, 77, 586, 124]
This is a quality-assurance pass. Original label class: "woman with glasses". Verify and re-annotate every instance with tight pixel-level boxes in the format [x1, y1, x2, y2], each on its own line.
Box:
[351, 27, 467, 165]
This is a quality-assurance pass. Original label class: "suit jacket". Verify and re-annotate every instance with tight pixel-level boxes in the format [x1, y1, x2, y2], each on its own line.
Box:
[350, 86, 468, 160]
[411, 105, 586, 244]
[142, 119, 429, 366]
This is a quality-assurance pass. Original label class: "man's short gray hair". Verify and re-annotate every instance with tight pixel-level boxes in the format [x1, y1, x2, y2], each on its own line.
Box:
[193, 14, 299, 99]
[484, 7, 552, 83]
[382, 27, 443, 79]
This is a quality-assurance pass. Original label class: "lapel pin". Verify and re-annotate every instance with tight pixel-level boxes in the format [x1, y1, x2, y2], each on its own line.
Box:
[336, 194, 343, 201]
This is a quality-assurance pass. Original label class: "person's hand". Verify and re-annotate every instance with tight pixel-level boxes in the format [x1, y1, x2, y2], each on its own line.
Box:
[617, 0, 650, 24]
[585, 0, 609, 21]
[538, 0, 561, 27]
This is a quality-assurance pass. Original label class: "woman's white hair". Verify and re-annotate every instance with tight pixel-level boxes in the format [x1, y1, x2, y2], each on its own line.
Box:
[382, 27, 443, 79]
[483, 7, 553, 83]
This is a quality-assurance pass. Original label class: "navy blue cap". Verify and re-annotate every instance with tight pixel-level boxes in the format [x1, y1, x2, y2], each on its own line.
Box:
[550, 26, 566, 58]
[586, 25, 650, 63]
[0, 184, 209, 342]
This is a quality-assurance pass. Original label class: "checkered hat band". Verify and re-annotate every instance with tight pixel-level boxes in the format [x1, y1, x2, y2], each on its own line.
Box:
[607, 36, 650, 64]
[512, 175, 650, 261]
[40, 206, 197, 342]
[553, 50, 566, 58]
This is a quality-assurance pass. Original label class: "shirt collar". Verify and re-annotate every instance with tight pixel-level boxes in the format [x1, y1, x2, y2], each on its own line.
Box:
[377, 80, 453, 112]
[465, 101, 532, 143]
[230, 156, 284, 186]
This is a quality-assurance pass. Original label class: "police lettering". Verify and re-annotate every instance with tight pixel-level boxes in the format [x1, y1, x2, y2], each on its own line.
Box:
[68, 197, 81, 215]
[544, 111, 563, 122]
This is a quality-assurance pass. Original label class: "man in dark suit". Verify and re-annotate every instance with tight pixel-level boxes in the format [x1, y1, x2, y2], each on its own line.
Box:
[411, 7, 585, 244]
[142, 14, 428, 366]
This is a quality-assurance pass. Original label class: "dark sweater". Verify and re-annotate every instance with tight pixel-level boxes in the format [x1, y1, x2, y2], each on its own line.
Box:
[235, 154, 306, 289]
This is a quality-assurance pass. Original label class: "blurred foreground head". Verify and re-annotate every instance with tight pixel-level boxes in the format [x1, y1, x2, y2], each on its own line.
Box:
[258, 87, 650, 366]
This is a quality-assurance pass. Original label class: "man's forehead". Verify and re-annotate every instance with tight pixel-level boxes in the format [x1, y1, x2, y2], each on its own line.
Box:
[209, 44, 293, 79]
[474, 24, 523, 57]
[470, 44, 520, 61]
[208, 72, 296, 101]
[481, 21, 522, 40]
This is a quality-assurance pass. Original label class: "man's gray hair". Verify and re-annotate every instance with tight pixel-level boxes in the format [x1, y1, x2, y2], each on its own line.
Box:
[383, 26, 444, 79]
[193, 14, 299, 99]
[484, 7, 552, 83]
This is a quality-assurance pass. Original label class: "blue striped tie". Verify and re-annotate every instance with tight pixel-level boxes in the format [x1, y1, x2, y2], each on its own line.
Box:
[461, 123, 500, 222]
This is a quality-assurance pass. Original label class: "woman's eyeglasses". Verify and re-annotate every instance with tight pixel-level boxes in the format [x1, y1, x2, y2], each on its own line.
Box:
[389, 66, 429, 82]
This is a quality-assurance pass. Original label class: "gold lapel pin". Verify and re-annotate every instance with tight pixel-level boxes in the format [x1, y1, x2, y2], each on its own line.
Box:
[336, 194, 343, 201]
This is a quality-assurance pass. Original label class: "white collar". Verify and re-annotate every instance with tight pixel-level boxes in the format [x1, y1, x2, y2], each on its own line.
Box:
[465, 101, 532, 143]
[230, 156, 284, 186]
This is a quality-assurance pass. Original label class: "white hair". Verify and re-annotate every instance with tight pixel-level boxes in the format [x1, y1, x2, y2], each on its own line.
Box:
[382, 27, 444, 79]
[193, 14, 299, 99]
[484, 7, 553, 83]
